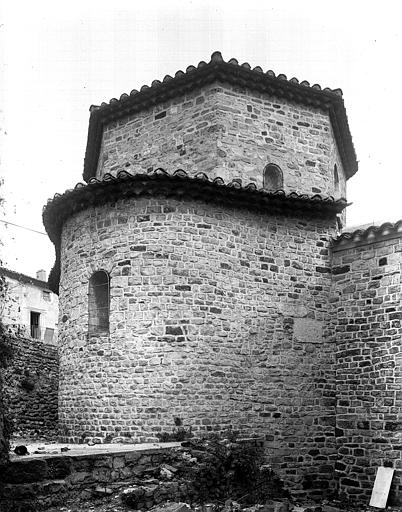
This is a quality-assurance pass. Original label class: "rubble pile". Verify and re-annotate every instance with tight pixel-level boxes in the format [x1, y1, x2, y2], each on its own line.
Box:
[121, 436, 289, 510]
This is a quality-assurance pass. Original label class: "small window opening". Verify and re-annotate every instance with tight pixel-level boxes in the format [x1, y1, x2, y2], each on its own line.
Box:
[30, 311, 41, 339]
[263, 164, 283, 191]
[334, 164, 340, 194]
[88, 271, 110, 334]
[42, 290, 51, 302]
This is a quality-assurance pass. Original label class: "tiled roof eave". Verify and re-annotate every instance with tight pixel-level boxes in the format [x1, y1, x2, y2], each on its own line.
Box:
[44, 169, 347, 243]
[43, 169, 347, 294]
[328, 102, 356, 181]
[83, 53, 358, 182]
[93, 63, 339, 123]
[333, 220, 402, 252]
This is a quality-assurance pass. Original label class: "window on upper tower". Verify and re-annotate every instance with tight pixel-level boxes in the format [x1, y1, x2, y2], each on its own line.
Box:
[88, 271, 110, 334]
[263, 164, 283, 192]
[334, 164, 340, 194]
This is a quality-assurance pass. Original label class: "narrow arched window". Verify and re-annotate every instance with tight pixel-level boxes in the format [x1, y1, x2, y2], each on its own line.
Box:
[334, 164, 340, 194]
[263, 164, 283, 191]
[88, 271, 110, 334]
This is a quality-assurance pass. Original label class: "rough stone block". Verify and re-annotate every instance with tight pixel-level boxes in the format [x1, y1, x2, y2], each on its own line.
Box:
[3, 459, 48, 484]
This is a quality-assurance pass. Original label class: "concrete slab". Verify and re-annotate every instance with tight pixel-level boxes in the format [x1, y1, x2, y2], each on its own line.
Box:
[10, 440, 182, 461]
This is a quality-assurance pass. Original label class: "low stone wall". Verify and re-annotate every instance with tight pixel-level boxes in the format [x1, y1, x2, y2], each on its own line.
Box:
[3, 337, 58, 436]
[0, 437, 288, 511]
[0, 401, 8, 465]
[0, 445, 180, 510]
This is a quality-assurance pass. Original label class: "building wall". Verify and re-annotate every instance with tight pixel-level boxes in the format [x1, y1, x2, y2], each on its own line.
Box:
[3, 337, 58, 437]
[331, 236, 402, 505]
[96, 82, 346, 199]
[0, 408, 7, 465]
[2, 276, 58, 344]
[58, 196, 338, 493]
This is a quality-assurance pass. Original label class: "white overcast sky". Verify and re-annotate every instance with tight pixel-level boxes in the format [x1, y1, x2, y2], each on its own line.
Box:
[0, 0, 401, 278]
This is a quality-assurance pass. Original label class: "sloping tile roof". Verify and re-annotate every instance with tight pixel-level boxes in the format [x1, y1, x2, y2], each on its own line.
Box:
[0, 267, 50, 290]
[43, 168, 347, 294]
[83, 51, 358, 182]
[333, 220, 402, 251]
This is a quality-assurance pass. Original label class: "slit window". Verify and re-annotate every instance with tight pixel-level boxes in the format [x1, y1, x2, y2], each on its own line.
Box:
[88, 271, 110, 334]
[263, 164, 283, 191]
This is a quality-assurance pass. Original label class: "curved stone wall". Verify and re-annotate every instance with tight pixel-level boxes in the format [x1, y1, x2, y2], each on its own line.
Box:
[58, 195, 337, 490]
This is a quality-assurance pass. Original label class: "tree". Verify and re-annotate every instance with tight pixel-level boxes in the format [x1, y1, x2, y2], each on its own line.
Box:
[0, 270, 12, 463]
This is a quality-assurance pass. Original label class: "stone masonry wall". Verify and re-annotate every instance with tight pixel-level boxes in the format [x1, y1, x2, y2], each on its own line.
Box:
[331, 236, 402, 505]
[0, 439, 274, 510]
[96, 82, 346, 199]
[3, 337, 58, 436]
[0, 394, 8, 465]
[0, 445, 181, 509]
[58, 196, 338, 494]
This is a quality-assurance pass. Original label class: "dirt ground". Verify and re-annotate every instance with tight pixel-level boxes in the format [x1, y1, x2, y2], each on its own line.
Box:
[42, 497, 396, 512]
[44, 493, 127, 512]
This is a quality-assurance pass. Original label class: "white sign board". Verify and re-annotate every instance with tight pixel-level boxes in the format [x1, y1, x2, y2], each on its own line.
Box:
[369, 466, 394, 508]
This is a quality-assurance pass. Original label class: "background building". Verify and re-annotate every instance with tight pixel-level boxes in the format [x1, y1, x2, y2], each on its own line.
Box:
[0, 267, 58, 345]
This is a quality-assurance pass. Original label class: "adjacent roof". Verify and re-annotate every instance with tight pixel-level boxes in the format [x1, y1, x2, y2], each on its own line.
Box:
[43, 168, 348, 294]
[333, 220, 402, 251]
[83, 51, 358, 182]
[0, 267, 51, 290]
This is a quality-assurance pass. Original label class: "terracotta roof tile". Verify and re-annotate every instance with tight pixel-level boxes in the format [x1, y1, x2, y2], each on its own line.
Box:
[91, 51, 345, 113]
[44, 168, 347, 233]
[333, 220, 402, 250]
[43, 168, 347, 294]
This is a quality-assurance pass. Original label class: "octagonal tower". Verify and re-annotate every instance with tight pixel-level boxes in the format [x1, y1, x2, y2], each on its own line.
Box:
[44, 52, 357, 494]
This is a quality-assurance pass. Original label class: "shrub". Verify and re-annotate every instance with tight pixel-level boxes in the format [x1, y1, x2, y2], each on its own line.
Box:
[189, 434, 265, 502]
[156, 417, 193, 442]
